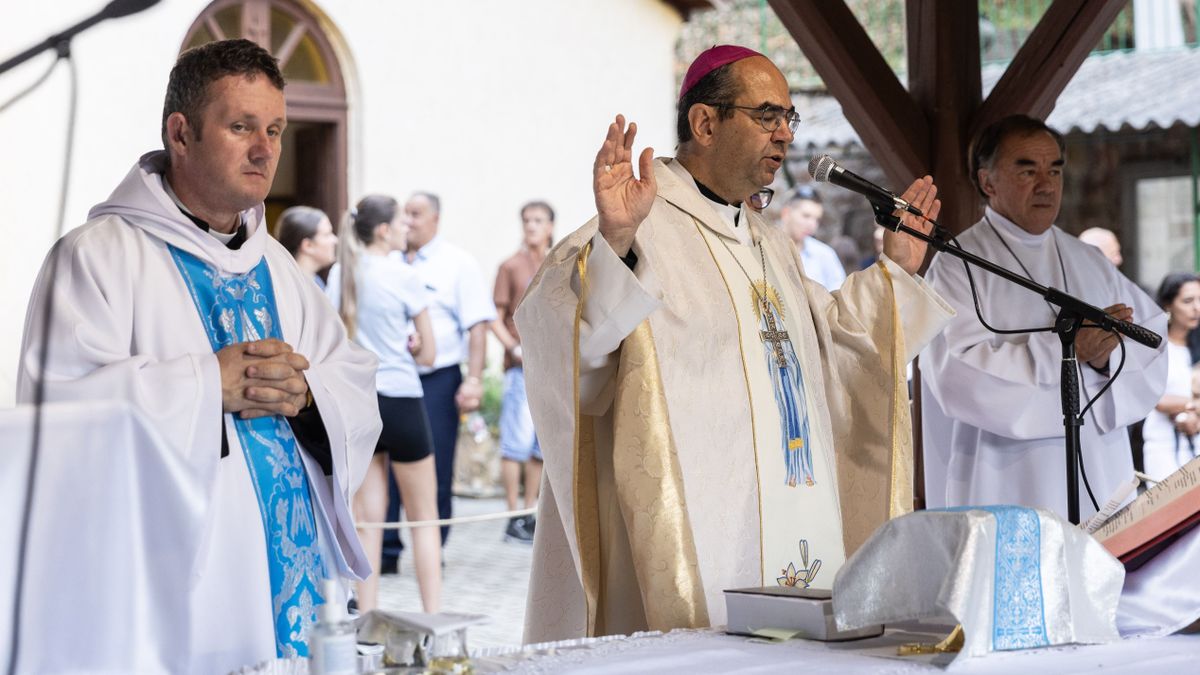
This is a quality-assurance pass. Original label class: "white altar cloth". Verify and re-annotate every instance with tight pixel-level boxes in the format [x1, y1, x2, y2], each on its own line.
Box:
[472, 627, 1199, 673]
[0, 400, 195, 674]
[1119, 524, 1200, 637]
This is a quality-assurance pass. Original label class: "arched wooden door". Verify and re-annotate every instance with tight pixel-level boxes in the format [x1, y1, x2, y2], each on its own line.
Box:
[182, 0, 348, 233]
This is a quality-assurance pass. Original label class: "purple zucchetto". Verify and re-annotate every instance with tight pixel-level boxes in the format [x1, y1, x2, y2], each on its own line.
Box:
[679, 45, 764, 99]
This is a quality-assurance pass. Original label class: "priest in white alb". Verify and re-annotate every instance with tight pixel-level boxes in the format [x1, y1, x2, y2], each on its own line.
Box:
[515, 46, 955, 642]
[920, 114, 1167, 519]
[17, 40, 379, 673]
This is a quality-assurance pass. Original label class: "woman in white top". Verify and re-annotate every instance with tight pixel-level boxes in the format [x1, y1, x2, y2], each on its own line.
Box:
[326, 195, 441, 612]
[275, 205, 338, 289]
[1142, 272, 1200, 481]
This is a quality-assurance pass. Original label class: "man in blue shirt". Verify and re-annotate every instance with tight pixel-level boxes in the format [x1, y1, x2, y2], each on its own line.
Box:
[781, 185, 846, 290]
[401, 192, 496, 544]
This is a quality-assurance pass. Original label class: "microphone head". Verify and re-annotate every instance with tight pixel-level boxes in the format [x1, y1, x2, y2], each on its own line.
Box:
[103, 0, 161, 20]
[808, 154, 836, 183]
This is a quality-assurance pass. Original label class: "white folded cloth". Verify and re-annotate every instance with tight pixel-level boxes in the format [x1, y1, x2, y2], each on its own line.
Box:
[832, 506, 1124, 658]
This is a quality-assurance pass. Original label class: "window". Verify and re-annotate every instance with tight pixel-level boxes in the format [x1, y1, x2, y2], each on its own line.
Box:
[1135, 176, 1194, 289]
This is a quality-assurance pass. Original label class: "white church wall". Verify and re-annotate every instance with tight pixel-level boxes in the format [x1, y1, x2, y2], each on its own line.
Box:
[0, 0, 685, 406]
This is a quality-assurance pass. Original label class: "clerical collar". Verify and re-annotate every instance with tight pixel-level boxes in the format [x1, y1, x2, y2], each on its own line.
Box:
[693, 178, 741, 209]
[162, 178, 248, 250]
[692, 177, 744, 230]
[983, 206, 1053, 245]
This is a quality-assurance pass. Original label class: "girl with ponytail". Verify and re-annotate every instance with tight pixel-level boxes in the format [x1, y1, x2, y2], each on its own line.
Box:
[325, 195, 441, 613]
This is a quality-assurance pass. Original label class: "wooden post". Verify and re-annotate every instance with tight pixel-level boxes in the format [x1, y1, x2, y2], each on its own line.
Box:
[906, 0, 983, 237]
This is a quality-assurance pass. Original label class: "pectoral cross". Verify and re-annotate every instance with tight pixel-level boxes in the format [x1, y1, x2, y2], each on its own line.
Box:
[759, 300, 790, 367]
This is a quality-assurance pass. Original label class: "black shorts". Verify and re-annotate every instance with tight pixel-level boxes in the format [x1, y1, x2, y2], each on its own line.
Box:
[375, 395, 435, 464]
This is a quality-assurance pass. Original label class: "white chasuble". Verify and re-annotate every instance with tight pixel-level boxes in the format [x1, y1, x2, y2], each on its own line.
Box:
[17, 151, 382, 674]
[697, 225, 845, 589]
[516, 158, 956, 643]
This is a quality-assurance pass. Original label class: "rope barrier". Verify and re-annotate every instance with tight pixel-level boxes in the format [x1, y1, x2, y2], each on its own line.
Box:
[355, 506, 537, 530]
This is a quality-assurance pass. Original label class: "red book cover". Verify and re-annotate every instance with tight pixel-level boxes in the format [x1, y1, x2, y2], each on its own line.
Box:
[1094, 457, 1200, 565]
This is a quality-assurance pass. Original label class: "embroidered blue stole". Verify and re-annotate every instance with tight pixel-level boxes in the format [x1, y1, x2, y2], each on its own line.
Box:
[940, 505, 1049, 651]
[754, 288, 814, 488]
[169, 246, 325, 658]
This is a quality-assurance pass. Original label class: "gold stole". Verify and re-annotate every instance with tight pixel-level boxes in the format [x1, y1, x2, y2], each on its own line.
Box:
[878, 261, 913, 521]
[572, 241, 709, 636]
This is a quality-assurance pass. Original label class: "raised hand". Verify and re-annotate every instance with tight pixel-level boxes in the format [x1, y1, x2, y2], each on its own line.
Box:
[881, 176, 940, 275]
[594, 114, 656, 257]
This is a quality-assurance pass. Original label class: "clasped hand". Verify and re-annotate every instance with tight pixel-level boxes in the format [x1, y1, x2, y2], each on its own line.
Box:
[1075, 303, 1132, 370]
[218, 338, 311, 418]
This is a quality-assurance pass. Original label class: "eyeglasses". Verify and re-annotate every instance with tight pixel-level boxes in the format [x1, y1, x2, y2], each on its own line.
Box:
[749, 187, 775, 210]
[716, 104, 801, 134]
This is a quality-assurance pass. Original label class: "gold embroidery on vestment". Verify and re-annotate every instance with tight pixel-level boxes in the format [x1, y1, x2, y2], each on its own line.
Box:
[571, 238, 709, 635]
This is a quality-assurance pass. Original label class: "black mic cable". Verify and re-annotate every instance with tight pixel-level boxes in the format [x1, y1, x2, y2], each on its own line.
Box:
[808, 154, 1116, 513]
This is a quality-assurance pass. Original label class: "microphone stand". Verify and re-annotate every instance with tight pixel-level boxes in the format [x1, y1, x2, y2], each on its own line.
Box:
[3, 4, 157, 673]
[1, 18, 91, 77]
[870, 202, 1162, 524]
[0, 0, 146, 76]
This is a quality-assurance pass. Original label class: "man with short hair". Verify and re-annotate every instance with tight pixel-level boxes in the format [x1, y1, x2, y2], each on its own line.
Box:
[402, 192, 496, 544]
[920, 114, 1166, 518]
[516, 45, 954, 641]
[781, 185, 846, 290]
[491, 200, 553, 543]
[1079, 226, 1124, 267]
[18, 39, 380, 671]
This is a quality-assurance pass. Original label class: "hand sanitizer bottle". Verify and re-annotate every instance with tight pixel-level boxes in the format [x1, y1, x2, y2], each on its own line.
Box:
[310, 579, 358, 675]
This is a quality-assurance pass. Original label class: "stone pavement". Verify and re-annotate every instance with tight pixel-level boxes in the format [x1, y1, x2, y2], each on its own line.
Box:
[377, 496, 534, 649]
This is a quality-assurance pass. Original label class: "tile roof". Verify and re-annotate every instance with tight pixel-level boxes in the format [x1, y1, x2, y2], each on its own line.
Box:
[791, 47, 1200, 150]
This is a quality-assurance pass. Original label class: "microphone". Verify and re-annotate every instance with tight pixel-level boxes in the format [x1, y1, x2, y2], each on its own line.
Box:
[102, 0, 161, 19]
[808, 154, 924, 218]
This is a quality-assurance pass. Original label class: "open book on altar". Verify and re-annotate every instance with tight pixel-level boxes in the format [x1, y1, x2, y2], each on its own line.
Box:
[1092, 456, 1200, 568]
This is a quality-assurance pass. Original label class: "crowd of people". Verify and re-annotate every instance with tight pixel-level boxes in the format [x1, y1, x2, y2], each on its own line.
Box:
[275, 191, 554, 609]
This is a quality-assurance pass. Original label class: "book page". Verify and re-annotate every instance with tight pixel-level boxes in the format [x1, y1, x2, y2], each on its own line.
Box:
[1094, 456, 1200, 542]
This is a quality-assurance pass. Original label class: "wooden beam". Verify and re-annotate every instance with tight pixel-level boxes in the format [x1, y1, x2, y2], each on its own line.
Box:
[907, 0, 983, 236]
[903, 1, 982, 507]
[975, 0, 1128, 135]
[769, 0, 929, 186]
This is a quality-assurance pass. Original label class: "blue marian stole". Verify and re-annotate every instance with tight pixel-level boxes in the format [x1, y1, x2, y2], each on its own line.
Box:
[752, 282, 814, 488]
[169, 246, 325, 658]
[941, 505, 1049, 651]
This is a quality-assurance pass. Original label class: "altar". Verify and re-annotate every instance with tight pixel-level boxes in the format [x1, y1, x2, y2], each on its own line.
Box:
[471, 626, 1199, 673]
[5, 402, 1200, 674]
